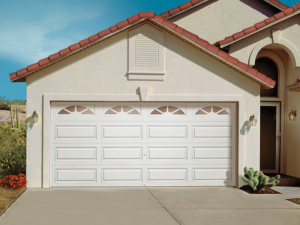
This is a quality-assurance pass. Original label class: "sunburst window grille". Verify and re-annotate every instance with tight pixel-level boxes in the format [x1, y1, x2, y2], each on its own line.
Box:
[195, 106, 229, 115]
[105, 106, 140, 115]
[150, 106, 185, 115]
[58, 106, 93, 115]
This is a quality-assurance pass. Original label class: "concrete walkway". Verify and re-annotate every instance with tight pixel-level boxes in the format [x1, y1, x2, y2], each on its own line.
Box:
[272, 186, 300, 199]
[1, 187, 300, 225]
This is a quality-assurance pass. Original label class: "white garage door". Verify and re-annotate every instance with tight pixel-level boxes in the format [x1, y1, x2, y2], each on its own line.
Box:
[51, 102, 237, 187]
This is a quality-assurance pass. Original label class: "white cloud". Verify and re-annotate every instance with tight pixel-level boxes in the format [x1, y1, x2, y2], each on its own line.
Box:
[0, 3, 104, 65]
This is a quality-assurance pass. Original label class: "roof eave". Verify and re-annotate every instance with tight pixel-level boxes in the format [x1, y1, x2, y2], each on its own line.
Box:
[11, 15, 274, 89]
[220, 10, 300, 48]
[165, 0, 210, 20]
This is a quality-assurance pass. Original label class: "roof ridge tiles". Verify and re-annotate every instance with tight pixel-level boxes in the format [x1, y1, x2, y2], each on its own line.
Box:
[10, 11, 275, 89]
[215, 3, 300, 47]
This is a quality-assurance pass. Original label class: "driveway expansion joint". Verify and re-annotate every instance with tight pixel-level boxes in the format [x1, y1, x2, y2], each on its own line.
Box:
[146, 188, 183, 225]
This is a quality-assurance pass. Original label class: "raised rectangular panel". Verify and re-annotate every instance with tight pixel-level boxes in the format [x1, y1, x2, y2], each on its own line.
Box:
[149, 148, 187, 160]
[148, 169, 187, 181]
[56, 148, 96, 161]
[103, 148, 142, 160]
[194, 126, 231, 138]
[194, 147, 232, 159]
[193, 169, 231, 180]
[56, 126, 96, 138]
[103, 169, 142, 181]
[149, 126, 187, 138]
[102, 126, 142, 138]
[56, 169, 96, 181]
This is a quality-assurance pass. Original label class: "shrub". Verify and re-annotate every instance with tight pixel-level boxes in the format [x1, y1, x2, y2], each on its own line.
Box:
[0, 103, 10, 110]
[0, 124, 26, 179]
[242, 167, 280, 191]
[0, 174, 27, 189]
[0, 145, 26, 179]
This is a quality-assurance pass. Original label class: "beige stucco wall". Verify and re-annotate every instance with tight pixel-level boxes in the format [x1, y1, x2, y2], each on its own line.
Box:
[169, 0, 278, 44]
[26, 23, 261, 188]
[227, 15, 300, 178]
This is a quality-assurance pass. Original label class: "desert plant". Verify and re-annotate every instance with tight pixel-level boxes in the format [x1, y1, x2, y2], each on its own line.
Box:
[242, 167, 280, 191]
[10, 102, 15, 128]
[16, 107, 20, 129]
[0, 174, 27, 189]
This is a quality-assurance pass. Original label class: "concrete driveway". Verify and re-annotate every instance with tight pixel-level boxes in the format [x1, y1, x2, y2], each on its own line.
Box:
[1, 187, 300, 225]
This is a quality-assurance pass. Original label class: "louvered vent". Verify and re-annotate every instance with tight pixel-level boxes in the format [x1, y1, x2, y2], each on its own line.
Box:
[135, 31, 159, 67]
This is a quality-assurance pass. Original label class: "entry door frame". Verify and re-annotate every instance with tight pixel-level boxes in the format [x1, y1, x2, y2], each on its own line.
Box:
[260, 102, 281, 173]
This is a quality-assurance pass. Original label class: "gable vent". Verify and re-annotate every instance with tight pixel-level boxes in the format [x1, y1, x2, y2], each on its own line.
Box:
[135, 31, 159, 67]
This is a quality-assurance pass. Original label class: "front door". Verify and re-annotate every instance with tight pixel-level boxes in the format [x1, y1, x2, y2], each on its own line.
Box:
[260, 102, 280, 173]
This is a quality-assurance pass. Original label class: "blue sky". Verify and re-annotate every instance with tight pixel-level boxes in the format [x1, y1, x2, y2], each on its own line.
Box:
[0, 0, 297, 101]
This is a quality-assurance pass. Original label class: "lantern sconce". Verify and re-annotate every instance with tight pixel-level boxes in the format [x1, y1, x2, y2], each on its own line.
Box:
[249, 114, 257, 126]
[31, 111, 39, 124]
[289, 110, 297, 121]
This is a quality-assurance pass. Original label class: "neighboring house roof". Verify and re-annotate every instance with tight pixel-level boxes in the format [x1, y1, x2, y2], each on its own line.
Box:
[10, 12, 275, 89]
[215, 3, 300, 47]
[262, 0, 289, 10]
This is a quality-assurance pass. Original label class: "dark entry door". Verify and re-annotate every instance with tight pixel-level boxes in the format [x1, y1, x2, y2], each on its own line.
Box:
[260, 102, 280, 173]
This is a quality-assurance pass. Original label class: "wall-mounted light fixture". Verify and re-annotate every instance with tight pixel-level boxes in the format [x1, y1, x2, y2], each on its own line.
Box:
[289, 110, 297, 121]
[249, 114, 257, 126]
[31, 111, 39, 124]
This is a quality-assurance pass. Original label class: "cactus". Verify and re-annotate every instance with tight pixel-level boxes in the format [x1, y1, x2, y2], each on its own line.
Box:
[10, 102, 15, 128]
[16, 107, 20, 129]
[242, 167, 280, 191]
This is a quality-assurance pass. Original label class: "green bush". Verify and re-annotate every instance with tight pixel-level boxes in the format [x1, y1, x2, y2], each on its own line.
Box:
[0, 145, 26, 179]
[0, 124, 26, 179]
[0, 103, 10, 110]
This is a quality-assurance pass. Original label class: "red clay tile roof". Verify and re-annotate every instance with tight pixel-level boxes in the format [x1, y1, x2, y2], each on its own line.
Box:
[286, 80, 300, 88]
[10, 12, 275, 89]
[263, 0, 289, 10]
[215, 3, 300, 47]
[159, 0, 287, 19]
[160, 0, 209, 19]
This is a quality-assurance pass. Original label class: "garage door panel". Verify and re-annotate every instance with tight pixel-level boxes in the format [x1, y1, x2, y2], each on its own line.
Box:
[102, 126, 142, 139]
[148, 126, 187, 139]
[102, 147, 142, 161]
[51, 102, 237, 187]
[56, 125, 97, 139]
[148, 147, 187, 160]
[56, 147, 97, 161]
[56, 169, 97, 182]
[102, 169, 142, 182]
[194, 147, 232, 159]
[193, 126, 232, 139]
[193, 169, 232, 181]
[148, 169, 187, 182]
